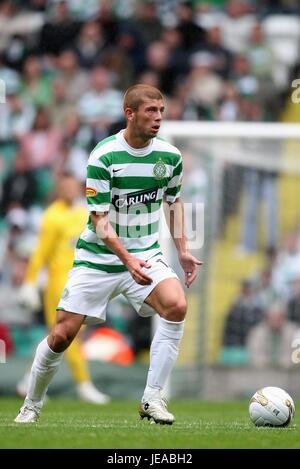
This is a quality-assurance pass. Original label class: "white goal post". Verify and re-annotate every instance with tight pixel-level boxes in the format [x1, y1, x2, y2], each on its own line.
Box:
[158, 121, 300, 398]
[162, 121, 300, 139]
[162, 121, 300, 173]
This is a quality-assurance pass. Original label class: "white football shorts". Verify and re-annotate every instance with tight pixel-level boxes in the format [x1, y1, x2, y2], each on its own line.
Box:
[57, 255, 179, 325]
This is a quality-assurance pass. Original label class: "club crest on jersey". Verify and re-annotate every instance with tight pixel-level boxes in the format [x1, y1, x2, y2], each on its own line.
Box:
[86, 187, 97, 197]
[61, 288, 69, 299]
[112, 188, 158, 211]
[153, 158, 166, 180]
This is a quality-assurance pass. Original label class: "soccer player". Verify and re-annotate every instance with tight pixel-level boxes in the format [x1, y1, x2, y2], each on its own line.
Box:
[18, 173, 110, 404]
[15, 84, 202, 424]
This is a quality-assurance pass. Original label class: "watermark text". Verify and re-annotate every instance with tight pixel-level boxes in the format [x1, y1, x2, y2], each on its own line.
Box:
[0, 79, 6, 104]
[291, 79, 300, 104]
[95, 202, 204, 249]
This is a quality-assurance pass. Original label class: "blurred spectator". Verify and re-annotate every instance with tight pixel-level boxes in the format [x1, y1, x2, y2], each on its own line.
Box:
[246, 23, 275, 82]
[220, 0, 257, 54]
[57, 138, 88, 183]
[194, 1, 226, 31]
[39, 0, 81, 54]
[180, 152, 207, 248]
[154, 0, 182, 26]
[231, 53, 278, 119]
[222, 278, 263, 347]
[238, 90, 280, 252]
[0, 52, 19, 82]
[0, 0, 16, 54]
[287, 270, 300, 324]
[56, 49, 90, 105]
[62, 113, 94, 152]
[77, 65, 123, 141]
[20, 55, 54, 108]
[272, 232, 300, 300]
[137, 69, 160, 88]
[219, 164, 244, 237]
[24, 0, 47, 12]
[175, 1, 205, 51]
[260, 0, 300, 14]
[230, 55, 259, 100]
[254, 267, 278, 311]
[4, 33, 28, 72]
[116, 23, 146, 75]
[186, 51, 224, 119]
[0, 150, 37, 216]
[0, 70, 35, 141]
[214, 81, 244, 235]
[160, 27, 188, 90]
[134, 1, 163, 45]
[194, 26, 233, 79]
[20, 107, 61, 171]
[264, 245, 278, 271]
[242, 246, 278, 304]
[215, 82, 241, 121]
[164, 96, 185, 120]
[181, 152, 208, 205]
[3, 207, 30, 266]
[0, 0, 44, 54]
[0, 322, 13, 356]
[101, 46, 134, 91]
[65, 0, 99, 21]
[0, 249, 34, 326]
[144, 40, 176, 95]
[247, 301, 298, 369]
[48, 77, 76, 129]
[74, 20, 107, 69]
[239, 164, 279, 254]
[95, 0, 119, 44]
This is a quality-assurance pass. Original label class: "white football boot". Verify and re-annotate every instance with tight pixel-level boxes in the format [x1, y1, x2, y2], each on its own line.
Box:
[76, 382, 110, 404]
[14, 404, 40, 423]
[139, 396, 175, 425]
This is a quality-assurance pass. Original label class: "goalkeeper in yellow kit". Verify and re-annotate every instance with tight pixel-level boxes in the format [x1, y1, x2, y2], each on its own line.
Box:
[18, 173, 110, 404]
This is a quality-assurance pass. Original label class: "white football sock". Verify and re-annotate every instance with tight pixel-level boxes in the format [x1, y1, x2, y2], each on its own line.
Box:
[143, 317, 184, 399]
[25, 337, 64, 409]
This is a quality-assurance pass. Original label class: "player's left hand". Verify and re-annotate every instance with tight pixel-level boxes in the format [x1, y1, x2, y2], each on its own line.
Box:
[179, 252, 203, 288]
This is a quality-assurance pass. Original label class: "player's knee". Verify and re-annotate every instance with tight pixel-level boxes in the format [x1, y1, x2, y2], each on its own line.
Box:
[164, 298, 187, 322]
[50, 327, 74, 353]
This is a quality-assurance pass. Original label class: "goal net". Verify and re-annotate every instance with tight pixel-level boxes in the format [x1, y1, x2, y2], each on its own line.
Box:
[160, 121, 300, 398]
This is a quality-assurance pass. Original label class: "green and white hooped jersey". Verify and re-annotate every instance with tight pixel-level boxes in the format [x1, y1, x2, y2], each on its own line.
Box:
[74, 130, 183, 273]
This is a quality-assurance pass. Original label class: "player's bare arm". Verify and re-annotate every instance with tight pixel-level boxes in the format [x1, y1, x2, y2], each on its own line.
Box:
[91, 211, 153, 285]
[163, 198, 202, 287]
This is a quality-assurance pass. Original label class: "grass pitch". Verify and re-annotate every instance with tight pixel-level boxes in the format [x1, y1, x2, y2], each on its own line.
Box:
[0, 398, 299, 449]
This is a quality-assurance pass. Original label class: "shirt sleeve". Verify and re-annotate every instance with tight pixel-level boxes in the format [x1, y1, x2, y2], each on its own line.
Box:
[86, 157, 111, 212]
[164, 154, 183, 203]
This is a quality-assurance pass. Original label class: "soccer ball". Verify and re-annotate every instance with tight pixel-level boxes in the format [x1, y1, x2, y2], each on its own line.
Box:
[249, 386, 295, 427]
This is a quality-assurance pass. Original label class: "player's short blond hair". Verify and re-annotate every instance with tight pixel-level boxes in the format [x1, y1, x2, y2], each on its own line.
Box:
[123, 84, 163, 111]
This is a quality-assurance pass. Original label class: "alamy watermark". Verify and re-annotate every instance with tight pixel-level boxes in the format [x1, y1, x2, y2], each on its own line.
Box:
[95, 202, 205, 249]
[0, 78, 6, 104]
[0, 339, 6, 363]
[291, 337, 300, 364]
[291, 79, 300, 103]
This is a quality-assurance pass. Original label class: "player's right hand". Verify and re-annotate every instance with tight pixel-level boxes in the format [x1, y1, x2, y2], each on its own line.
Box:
[125, 256, 153, 285]
[18, 283, 41, 313]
